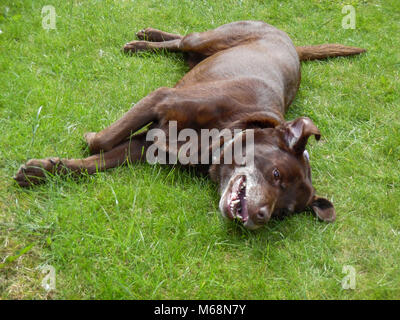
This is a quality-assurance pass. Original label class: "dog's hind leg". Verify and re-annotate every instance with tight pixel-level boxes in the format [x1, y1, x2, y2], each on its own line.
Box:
[136, 28, 183, 42]
[123, 39, 182, 53]
[123, 37, 206, 69]
[125, 21, 269, 56]
[124, 21, 271, 67]
[14, 133, 149, 187]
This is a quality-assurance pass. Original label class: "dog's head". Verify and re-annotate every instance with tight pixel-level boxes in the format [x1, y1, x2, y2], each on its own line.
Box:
[210, 115, 335, 230]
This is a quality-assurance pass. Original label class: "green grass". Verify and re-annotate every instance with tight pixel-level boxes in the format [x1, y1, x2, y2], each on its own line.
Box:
[1, 0, 399, 299]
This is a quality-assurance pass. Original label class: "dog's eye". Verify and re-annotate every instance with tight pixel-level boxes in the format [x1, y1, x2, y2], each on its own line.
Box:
[273, 168, 280, 180]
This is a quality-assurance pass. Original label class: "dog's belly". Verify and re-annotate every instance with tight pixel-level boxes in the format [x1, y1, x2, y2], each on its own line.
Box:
[176, 37, 300, 114]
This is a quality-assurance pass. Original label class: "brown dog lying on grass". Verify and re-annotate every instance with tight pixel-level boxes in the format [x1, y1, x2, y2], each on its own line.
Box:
[14, 21, 365, 229]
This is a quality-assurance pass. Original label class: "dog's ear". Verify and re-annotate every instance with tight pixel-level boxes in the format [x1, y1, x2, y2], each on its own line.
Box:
[311, 195, 336, 222]
[284, 117, 321, 154]
[229, 111, 282, 130]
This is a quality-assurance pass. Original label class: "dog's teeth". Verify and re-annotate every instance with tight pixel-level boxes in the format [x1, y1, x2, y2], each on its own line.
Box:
[232, 199, 240, 204]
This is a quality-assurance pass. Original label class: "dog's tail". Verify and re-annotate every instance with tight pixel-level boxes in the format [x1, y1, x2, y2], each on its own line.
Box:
[296, 44, 366, 61]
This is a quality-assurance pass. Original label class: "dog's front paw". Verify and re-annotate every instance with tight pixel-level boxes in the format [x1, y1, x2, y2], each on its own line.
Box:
[84, 132, 97, 154]
[14, 157, 60, 187]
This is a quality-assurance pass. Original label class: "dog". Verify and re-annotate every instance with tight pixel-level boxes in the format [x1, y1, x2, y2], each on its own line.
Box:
[14, 21, 365, 229]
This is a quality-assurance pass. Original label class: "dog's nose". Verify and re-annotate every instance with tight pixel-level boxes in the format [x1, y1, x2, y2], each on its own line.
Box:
[256, 206, 270, 224]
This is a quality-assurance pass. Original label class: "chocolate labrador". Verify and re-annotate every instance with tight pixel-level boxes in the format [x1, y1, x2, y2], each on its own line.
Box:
[14, 21, 365, 229]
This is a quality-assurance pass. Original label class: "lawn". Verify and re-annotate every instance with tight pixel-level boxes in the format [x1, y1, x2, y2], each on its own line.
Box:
[0, 0, 399, 299]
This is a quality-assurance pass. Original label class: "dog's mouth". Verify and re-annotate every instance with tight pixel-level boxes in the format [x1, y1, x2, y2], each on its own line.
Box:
[226, 175, 248, 223]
